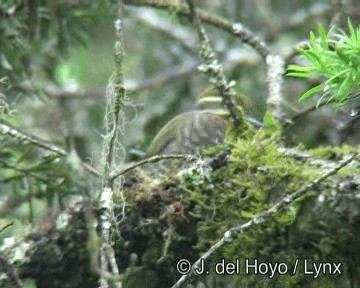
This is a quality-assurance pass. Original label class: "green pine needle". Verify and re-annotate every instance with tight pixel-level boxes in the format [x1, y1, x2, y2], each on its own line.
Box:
[286, 20, 360, 107]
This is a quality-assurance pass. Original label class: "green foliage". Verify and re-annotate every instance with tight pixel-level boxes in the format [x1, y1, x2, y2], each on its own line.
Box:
[263, 110, 281, 132]
[0, 1, 115, 85]
[225, 106, 254, 142]
[182, 130, 317, 253]
[0, 0, 116, 238]
[0, 133, 90, 233]
[287, 20, 360, 107]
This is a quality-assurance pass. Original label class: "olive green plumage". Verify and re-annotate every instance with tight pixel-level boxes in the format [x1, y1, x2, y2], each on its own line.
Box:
[148, 88, 233, 156]
[148, 87, 262, 156]
[148, 110, 228, 155]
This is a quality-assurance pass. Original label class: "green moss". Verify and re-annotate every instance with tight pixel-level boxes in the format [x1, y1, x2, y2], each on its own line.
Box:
[308, 144, 359, 160]
[116, 128, 358, 287]
[307, 145, 360, 177]
[225, 106, 255, 143]
[179, 130, 318, 253]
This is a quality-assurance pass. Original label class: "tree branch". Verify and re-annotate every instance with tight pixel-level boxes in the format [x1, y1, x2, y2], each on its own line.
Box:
[0, 222, 13, 233]
[0, 119, 101, 178]
[124, 0, 271, 59]
[171, 153, 357, 288]
[109, 154, 197, 181]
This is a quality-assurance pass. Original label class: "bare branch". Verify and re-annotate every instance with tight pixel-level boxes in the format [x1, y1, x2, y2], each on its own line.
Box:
[130, 7, 197, 54]
[282, 3, 331, 33]
[109, 154, 197, 181]
[124, 0, 271, 58]
[0, 222, 13, 233]
[266, 54, 286, 121]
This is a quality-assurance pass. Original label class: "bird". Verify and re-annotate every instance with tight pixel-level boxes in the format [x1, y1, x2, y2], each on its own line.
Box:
[148, 88, 261, 156]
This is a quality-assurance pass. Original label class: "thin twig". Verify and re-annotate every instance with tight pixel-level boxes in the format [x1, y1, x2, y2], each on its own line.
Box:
[18, 49, 259, 100]
[0, 159, 48, 182]
[185, 0, 243, 129]
[109, 154, 196, 181]
[0, 222, 14, 233]
[127, 63, 198, 92]
[285, 36, 336, 65]
[329, 0, 345, 27]
[277, 147, 335, 168]
[284, 41, 310, 65]
[130, 7, 197, 54]
[124, 0, 271, 59]
[285, 93, 336, 125]
[282, 3, 331, 33]
[0, 119, 66, 155]
[0, 119, 101, 178]
[171, 153, 357, 288]
[157, 224, 174, 264]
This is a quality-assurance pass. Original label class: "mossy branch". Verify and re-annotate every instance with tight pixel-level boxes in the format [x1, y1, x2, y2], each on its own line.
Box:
[185, 0, 244, 130]
[101, 19, 126, 186]
[98, 3, 126, 287]
[171, 153, 357, 288]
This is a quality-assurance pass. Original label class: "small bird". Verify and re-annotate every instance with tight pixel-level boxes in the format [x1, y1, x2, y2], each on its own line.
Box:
[148, 110, 228, 156]
[148, 88, 260, 156]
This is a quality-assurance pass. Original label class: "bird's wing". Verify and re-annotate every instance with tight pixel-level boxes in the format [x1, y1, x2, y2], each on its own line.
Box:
[147, 112, 191, 156]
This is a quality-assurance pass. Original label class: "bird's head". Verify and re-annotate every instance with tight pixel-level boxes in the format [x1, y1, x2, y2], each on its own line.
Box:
[195, 86, 252, 117]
